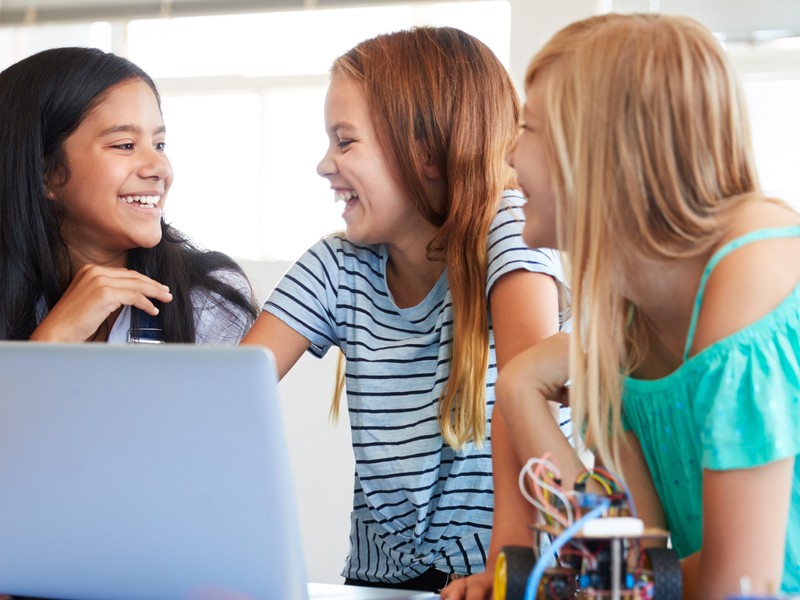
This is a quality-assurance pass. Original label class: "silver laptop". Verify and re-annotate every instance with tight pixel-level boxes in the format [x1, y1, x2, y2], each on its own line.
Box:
[0, 342, 308, 600]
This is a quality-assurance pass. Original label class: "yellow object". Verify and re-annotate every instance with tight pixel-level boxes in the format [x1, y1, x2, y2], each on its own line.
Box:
[493, 549, 508, 600]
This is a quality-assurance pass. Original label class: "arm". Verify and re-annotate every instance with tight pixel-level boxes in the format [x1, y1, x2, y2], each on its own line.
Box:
[682, 459, 793, 600]
[241, 312, 310, 380]
[29, 264, 173, 342]
[614, 422, 790, 600]
[240, 239, 340, 380]
[616, 432, 666, 532]
[595, 395, 790, 600]
[442, 270, 560, 600]
[683, 226, 798, 597]
[495, 333, 585, 487]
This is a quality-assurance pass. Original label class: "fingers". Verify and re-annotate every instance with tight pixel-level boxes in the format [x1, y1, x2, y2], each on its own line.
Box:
[440, 573, 492, 600]
[439, 577, 463, 600]
[30, 265, 174, 342]
[75, 265, 172, 310]
[74, 264, 173, 303]
[104, 290, 160, 318]
[466, 582, 491, 600]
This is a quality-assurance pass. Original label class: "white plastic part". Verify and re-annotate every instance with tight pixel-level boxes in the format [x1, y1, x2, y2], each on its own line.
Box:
[581, 517, 644, 538]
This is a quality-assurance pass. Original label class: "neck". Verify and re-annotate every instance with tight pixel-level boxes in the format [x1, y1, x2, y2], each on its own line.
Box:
[619, 251, 710, 372]
[67, 245, 129, 275]
[385, 236, 444, 309]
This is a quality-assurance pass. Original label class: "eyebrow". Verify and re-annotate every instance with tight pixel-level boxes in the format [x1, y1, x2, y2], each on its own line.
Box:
[328, 121, 357, 134]
[98, 124, 167, 137]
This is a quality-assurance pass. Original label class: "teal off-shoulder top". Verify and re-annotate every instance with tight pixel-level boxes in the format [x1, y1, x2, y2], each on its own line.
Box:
[622, 226, 800, 593]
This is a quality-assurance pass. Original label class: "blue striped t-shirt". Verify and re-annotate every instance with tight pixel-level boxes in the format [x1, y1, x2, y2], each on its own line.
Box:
[265, 190, 566, 583]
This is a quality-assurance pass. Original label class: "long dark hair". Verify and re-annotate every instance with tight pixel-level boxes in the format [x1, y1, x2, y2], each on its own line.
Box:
[0, 47, 258, 341]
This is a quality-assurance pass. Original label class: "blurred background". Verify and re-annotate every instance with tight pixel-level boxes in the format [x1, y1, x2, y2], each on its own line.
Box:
[2, 0, 797, 263]
[2, 0, 797, 584]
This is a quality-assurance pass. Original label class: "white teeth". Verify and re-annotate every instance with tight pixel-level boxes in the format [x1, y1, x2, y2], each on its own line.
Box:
[120, 195, 160, 206]
[334, 190, 358, 203]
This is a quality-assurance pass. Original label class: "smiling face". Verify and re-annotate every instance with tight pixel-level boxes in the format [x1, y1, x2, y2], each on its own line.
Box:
[49, 77, 173, 267]
[316, 75, 434, 249]
[507, 72, 559, 250]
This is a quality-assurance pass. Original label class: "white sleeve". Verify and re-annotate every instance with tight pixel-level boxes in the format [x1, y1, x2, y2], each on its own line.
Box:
[192, 269, 256, 345]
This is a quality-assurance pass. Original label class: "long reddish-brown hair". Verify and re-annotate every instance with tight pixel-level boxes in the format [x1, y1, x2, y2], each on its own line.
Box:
[329, 26, 520, 449]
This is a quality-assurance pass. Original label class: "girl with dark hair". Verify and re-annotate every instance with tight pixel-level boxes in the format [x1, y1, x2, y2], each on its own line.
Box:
[0, 47, 258, 343]
[243, 27, 569, 591]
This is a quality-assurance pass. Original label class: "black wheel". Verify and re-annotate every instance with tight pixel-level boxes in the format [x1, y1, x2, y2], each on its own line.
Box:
[645, 547, 682, 600]
[494, 545, 535, 600]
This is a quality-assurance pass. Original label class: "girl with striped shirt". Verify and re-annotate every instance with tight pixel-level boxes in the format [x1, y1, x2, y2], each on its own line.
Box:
[243, 26, 568, 592]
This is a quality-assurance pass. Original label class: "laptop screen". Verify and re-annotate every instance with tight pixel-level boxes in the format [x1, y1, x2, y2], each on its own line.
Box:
[0, 342, 308, 600]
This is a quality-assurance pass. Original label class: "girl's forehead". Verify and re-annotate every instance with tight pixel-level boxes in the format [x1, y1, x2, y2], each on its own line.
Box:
[73, 79, 164, 138]
[327, 74, 364, 99]
[524, 74, 549, 112]
[325, 77, 370, 122]
[101, 78, 156, 106]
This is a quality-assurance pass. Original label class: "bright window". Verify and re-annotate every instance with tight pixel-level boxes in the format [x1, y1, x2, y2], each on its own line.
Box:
[742, 77, 800, 209]
[159, 93, 264, 258]
[0, 21, 111, 70]
[127, 1, 511, 260]
[4, 2, 795, 260]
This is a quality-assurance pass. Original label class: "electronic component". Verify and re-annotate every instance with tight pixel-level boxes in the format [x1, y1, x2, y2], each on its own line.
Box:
[494, 454, 682, 600]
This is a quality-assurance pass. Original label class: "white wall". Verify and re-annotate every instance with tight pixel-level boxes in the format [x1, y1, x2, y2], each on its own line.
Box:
[240, 259, 354, 584]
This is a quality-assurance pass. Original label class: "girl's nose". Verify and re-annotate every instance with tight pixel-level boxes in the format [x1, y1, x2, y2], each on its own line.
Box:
[316, 146, 337, 179]
[139, 146, 172, 181]
[506, 137, 518, 169]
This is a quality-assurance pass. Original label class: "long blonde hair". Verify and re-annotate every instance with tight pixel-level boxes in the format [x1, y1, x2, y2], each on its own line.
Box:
[328, 27, 520, 449]
[526, 14, 760, 470]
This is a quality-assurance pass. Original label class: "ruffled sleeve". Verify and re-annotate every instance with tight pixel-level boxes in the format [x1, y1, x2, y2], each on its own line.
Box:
[691, 289, 800, 470]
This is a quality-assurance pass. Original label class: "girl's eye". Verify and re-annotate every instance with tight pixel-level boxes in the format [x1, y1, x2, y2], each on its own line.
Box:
[337, 140, 353, 150]
[114, 143, 134, 151]
[155, 142, 167, 151]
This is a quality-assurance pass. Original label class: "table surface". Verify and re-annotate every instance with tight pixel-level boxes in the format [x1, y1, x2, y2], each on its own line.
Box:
[308, 582, 438, 599]
[2, 582, 439, 600]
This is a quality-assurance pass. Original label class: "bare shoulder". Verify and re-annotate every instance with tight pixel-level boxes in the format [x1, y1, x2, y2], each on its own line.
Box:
[691, 201, 800, 354]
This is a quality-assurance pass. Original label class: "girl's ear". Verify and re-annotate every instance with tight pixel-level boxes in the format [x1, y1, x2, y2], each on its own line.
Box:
[416, 141, 442, 181]
[44, 172, 63, 201]
[422, 159, 442, 181]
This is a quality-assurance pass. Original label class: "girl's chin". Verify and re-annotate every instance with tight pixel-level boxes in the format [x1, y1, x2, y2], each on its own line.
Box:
[522, 218, 559, 250]
[135, 232, 164, 250]
[343, 228, 364, 244]
[343, 224, 377, 246]
[521, 226, 538, 249]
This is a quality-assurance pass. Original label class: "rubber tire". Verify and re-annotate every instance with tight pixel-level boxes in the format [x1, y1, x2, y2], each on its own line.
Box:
[645, 547, 683, 600]
[495, 546, 536, 600]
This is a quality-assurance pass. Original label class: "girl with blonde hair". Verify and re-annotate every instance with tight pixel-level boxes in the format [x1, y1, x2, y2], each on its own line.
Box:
[243, 26, 568, 591]
[446, 12, 800, 600]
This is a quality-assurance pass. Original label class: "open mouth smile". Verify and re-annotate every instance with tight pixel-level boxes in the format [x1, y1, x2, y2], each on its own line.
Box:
[119, 195, 160, 208]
